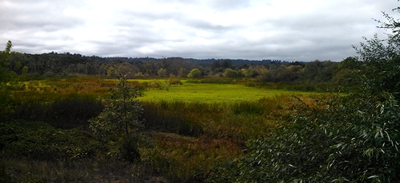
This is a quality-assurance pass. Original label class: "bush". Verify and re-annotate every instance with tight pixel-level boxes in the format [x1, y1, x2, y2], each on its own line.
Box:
[135, 72, 145, 78]
[0, 120, 103, 162]
[89, 75, 143, 162]
[224, 68, 239, 78]
[187, 68, 201, 78]
[166, 74, 182, 86]
[209, 94, 400, 182]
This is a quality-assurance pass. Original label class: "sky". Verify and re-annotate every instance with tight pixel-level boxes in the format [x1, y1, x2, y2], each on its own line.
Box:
[0, 0, 398, 61]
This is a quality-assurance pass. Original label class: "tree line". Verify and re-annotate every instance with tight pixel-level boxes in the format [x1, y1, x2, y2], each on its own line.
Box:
[1, 45, 357, 86]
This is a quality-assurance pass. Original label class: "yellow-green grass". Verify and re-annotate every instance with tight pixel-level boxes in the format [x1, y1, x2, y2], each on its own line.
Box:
[16, 78, 318, 104]
[136, 81, 316, 103]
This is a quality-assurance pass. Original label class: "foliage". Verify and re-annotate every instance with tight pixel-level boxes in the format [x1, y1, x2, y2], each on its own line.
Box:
[106, 66, 117, 78]
[241, 68, 254, 77]
[89, 75, 143, 162]
[0, 41, 12, 83]
[209, 94, 400, 182]
[12, 94, 103, 128]
[146, 80, 169, 90]
[187, 68, 201, 78]
[353, 36, 400, 99]
[0, 119, 152, 182]
[157, 68, 166, 77]
[208, 6, 400, 183]
[0, 119, 103, 162]
[178, 68, 187, 78]
[166, 74, 182, 86]
[1, 74, 319, 182]
[135, 72, 145, 78]
[224, 68, 239, 78]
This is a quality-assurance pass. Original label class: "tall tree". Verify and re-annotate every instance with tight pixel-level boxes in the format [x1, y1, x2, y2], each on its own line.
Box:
[0, 41, 12, 82]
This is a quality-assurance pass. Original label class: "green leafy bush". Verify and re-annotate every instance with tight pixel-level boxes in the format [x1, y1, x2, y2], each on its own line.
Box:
[208, 94, 400, 182]
[89, 75, 143, 162]
[187, 68, 201, 78]
[224, 68, 239, 78]
[0, 120, 103, 162]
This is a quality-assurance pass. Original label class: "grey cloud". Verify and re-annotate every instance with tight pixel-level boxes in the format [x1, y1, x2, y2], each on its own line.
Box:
[0, 0, 398, 61]
[184, 19, 237, 31]
[0, 1, 84, 30]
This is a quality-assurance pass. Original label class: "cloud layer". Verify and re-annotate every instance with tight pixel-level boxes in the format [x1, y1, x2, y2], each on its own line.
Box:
[0, 0, 398, 61]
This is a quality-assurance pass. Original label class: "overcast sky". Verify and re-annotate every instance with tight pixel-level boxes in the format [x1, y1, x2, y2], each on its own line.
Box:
[0, 0, 398, 61]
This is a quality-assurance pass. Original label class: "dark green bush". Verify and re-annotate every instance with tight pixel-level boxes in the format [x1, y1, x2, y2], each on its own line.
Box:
[0, 120, 103, 162]
[208, 94, 400, 182]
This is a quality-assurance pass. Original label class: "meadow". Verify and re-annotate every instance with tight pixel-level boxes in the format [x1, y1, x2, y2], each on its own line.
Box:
[135, 79, 315, 103]
[0, 76, 325, 182]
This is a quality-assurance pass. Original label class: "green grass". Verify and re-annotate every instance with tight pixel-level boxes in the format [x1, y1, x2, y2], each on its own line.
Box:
[136, 80, 315, 103]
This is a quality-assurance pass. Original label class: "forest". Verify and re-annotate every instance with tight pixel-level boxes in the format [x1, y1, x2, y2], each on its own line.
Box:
[0, 49, 347, 90]
[1, 6, 400, 183]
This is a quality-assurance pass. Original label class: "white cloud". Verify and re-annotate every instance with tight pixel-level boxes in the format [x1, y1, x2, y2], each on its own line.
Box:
[0, 0, 399, 61]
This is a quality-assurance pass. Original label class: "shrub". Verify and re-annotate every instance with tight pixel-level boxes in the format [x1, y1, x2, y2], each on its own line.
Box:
[166, 74, 182, 86]
[178, 68, 187, 78]
[209, 93, 400, 182]
[89, 75, 143, 162]
[135, 72, 145, 78]
[187, 68, 201, 78]
[224, 68, 239, 78]
[157, 68, 166, 77]
[148, 80, 168, 90]
[0, 120, 102, 162]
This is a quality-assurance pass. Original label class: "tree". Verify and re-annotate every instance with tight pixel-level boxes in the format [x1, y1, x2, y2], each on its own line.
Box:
[241, 68, 254, 78]
[224, 68, 239, 78]
[301, 60, 322, 82]
[333, 57, 361, 86]
[157, 68, 166, 77]
[221, 60, 232, 68]
[187, 68, 201, 78]
[89, 75, 143, 162]
[21, 66, 28, 75]
[107, 66, 117, 78]
[177, 68, 187, 78]
[0, 41, 12, 83]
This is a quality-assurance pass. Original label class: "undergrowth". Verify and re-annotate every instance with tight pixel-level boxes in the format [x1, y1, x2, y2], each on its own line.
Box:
[0, 76, 319, 182]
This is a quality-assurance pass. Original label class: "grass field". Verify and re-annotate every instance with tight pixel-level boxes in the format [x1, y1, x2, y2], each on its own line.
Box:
[135, 80, 316, 103]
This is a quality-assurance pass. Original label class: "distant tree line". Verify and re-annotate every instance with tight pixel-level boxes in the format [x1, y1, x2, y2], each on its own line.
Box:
[0, 47, 355, 85]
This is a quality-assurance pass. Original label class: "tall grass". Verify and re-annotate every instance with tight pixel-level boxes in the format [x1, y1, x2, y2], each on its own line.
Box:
[12, 95, 103, 128]
[1, 76, 323, 182]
